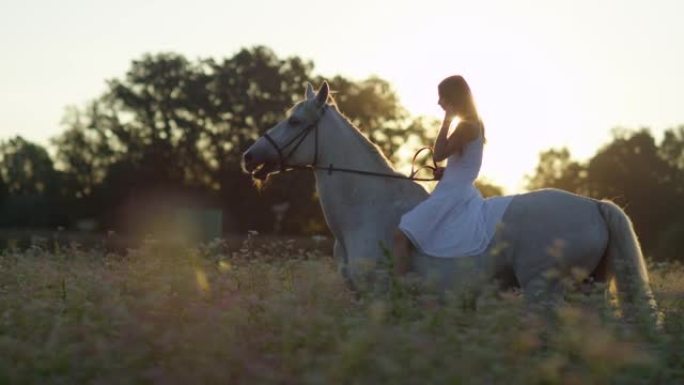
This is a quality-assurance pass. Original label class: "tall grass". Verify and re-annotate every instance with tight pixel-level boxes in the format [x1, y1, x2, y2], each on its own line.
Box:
[0, 238, 682, 384]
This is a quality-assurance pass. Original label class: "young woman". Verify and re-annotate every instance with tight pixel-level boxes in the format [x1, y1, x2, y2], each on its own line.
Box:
[393, 75, 490, 274]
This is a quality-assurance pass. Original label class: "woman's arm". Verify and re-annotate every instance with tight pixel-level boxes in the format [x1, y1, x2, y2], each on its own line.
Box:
[432, 117, 480, 163]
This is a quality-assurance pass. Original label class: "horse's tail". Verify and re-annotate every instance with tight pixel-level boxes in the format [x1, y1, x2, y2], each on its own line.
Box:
[597, 200, 661, 328]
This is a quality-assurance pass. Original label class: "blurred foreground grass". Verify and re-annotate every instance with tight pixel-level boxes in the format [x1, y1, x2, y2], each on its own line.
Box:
[0, 238, 682, 384]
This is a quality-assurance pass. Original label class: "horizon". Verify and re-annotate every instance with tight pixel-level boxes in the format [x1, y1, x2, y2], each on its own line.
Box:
[1, 0, 683, 192]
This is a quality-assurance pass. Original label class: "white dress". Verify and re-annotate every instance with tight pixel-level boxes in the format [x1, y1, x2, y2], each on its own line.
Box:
[399, 129, 512, 258]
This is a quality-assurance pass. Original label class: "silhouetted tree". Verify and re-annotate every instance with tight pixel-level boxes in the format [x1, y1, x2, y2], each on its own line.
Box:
[0, 178, 7, 201]
[655, 126, 684, 260]
[475, 180, 504, 197]
[586, 129, 678, 254]
[526, 148, 588, 194]
[0, 136, 58, 195]
[660, 125, 684, 170]
[53, 103, 118, 198]
[52, 46, 428, 235]
[0, 136, 65, 227]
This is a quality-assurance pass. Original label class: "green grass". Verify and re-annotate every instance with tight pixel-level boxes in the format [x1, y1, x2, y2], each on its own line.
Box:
[0, 238, 682, 384]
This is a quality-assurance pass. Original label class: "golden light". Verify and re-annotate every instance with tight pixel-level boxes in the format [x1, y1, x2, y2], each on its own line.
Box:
[195, 268, 210, 294]
[388, 48, 587, 193]
[447, 117, 461, 138]
[218, 260, 232, 273]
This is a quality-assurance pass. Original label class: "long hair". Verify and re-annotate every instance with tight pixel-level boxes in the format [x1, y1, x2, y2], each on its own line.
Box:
[438, 75, 486, 141]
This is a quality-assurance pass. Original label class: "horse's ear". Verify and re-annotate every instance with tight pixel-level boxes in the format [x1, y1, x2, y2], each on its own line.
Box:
[315, 81, 330, 107]
[305, 82, 316, 100]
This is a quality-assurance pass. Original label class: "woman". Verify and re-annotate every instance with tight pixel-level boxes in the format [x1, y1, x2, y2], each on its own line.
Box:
[394, 75, 495, 274]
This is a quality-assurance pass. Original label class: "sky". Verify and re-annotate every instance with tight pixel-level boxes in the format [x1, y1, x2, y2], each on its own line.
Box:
[1, 0, 683, 192]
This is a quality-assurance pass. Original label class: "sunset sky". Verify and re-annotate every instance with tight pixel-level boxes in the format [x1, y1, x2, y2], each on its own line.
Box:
[1, 0, 682, 192]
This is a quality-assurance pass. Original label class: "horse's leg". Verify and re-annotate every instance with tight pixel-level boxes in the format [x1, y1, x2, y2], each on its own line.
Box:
[334, 239, 356, 291]
[521, 274, 565, 315]
[392, 229, 411, 275]
[337, 230, 393, 292]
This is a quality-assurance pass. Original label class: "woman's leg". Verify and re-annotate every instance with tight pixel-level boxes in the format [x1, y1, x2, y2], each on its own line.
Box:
[393, 229, 411, 275]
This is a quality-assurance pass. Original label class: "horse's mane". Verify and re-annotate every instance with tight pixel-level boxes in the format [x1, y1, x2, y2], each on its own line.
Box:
[325, 101, 396, 172]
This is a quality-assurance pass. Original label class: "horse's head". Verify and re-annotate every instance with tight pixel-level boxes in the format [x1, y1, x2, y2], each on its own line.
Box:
[242, 82, 330, 180]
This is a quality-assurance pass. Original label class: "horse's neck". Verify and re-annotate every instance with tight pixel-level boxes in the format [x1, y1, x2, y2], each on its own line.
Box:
[312, 111, 427, 237]
[318, 113, 394, 172]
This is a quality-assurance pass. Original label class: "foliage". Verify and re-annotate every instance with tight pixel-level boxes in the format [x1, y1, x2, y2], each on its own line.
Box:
[0, 137, 68, 227]
[475, 179, 504, 197]
[0, 241, 682, 384]
[526, 148, 588, 195]
[0, 136, 58, 195]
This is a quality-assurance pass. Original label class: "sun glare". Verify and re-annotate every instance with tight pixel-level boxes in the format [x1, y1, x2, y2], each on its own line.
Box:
[392, 53, 588, 193]
[447, 117, 461, 137]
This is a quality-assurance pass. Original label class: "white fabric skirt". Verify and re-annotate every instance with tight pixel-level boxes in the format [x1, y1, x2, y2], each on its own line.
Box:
[399, 186, 512, 258]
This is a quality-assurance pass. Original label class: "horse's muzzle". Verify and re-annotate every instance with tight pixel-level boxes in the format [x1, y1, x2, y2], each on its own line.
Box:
[242, 151, 257, 173]
[242, 150, 278, 180]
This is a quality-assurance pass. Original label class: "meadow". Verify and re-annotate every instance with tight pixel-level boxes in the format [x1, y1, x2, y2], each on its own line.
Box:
[0, 236, 682, 385]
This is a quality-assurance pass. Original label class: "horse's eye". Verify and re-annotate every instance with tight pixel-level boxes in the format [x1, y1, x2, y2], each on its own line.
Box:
[288, 117, 300, 126]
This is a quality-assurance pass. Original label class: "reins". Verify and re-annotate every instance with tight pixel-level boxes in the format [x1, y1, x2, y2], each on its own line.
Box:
[262, 106, 442, 182]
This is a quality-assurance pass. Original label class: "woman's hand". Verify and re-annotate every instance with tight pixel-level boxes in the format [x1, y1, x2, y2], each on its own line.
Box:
[433, 166, 445, 180]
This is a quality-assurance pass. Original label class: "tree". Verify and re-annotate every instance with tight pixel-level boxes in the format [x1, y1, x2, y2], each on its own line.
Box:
[0, 136, 66, 227]
[0, 177, 7, 202]
[475, 180, 504, 197]
[585, 130, 678, 254]
[653, 126, 684, 260]
[52, 103, 118, 198]
[0, 136, 58, 195]
[526, 148, 588, 194]
[660, 125, 684, 170]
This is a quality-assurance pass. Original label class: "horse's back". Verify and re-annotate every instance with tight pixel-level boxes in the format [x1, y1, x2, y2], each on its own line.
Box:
[411, 188, 608, 290]
[499, 188, 609, 285]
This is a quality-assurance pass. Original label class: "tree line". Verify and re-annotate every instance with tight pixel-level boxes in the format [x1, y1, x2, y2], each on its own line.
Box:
[0, 46, 681, 260]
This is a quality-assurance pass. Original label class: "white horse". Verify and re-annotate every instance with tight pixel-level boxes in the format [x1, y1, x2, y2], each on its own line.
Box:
[242, 82, 658, 323]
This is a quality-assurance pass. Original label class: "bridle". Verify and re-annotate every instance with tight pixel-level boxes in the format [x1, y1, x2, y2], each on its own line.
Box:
[263, 105, 325, 174]
[261, 105, 441, 182]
